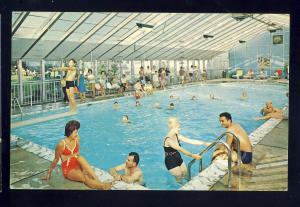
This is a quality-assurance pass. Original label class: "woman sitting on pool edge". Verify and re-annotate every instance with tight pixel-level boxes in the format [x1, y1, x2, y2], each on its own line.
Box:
[163, 117, 211, 183]
[42, 120, 112, 190]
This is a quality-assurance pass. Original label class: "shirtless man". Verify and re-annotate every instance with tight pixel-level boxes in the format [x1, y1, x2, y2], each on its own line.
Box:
[53, 59, 77, 113]
[219, 112, 252, 164]
[109, 152, 144, 185]
[261, 101, 282, 115]
[256, 101, 284, 120]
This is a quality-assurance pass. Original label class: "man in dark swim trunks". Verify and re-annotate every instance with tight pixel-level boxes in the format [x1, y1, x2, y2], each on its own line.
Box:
[219, 112, 253, 164]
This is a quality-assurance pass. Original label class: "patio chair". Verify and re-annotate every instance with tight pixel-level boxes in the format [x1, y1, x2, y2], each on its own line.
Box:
[271, 69, 283, 79]
[232, 69, 244, 79]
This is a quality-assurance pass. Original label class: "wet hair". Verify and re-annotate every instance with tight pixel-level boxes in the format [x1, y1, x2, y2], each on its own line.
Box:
[88, 69, 93, 73]
[129, 152, 139, 165]
[64, 120, 80, 137]
[69, 58, 77, 66]
[123, 115, 129, 120]
[219, 112, 232, 121]
[170, 103, 175, 106]
[114, 101, 118, 104]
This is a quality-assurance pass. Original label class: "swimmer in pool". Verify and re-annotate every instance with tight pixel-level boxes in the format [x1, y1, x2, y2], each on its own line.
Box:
[122, 115, 131, 123]
[170, 95, 180, 100]
[240, 91, 248, 100]
[136, 101, 141, 107]
[154, 102, 161, 109]
[163, 117, 211, 183]
[168, 103, 175, 110]
[109, 152, 144, 185]
[191, 96, 198, 101]
[113, 101, 120, 110]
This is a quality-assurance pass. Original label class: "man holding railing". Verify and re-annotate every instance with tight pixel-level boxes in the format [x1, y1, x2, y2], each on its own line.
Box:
[219, 112, 253, 164]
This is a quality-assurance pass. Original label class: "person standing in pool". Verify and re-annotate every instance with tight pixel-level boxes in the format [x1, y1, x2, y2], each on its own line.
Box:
[163, 118, 211, 182]
[219, 112, 253, 164]
[109, 152, 144, 185]
[53, 59, 78, 113]
[42, 120, 112, 189]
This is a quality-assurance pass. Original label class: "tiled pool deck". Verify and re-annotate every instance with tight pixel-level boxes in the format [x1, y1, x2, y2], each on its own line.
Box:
[9, 79, 288, 190]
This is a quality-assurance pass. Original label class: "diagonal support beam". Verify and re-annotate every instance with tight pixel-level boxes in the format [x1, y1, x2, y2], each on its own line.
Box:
[64, 12, 118, 59]
[44, 12, 93, 59]
[20, 12, 64, 59]
[12, 12, 30, 36]
[80, 13, 140, 60]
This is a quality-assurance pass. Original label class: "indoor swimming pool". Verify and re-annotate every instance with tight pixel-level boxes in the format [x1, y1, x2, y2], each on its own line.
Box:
[11, 82, 288, 190]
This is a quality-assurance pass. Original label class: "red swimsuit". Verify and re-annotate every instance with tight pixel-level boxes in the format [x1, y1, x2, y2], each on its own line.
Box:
[61, 138, 80, 177]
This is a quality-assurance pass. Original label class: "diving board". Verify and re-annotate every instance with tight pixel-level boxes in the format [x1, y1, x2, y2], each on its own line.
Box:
[11, 111, 76, 129]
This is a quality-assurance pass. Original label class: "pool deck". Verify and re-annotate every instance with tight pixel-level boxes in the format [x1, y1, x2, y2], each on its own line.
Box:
[10, 79, 288, 190]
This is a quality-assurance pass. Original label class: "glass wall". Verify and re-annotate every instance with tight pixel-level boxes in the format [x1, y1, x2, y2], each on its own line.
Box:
[229, 27, 289, 76]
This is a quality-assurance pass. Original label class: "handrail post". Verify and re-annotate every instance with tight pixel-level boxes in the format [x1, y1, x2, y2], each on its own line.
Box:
[187, 131, 242, 189]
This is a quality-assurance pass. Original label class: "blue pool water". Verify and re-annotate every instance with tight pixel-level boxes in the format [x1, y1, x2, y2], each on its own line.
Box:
[11, 82, 288, 190]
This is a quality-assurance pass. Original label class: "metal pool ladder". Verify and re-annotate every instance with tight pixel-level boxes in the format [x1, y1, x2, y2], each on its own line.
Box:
[187, 132, 242, 188]
[12, 97, 24, 120]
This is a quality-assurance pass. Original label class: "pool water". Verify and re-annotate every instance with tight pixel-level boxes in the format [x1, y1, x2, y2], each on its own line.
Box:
[11, 82, 288, 190]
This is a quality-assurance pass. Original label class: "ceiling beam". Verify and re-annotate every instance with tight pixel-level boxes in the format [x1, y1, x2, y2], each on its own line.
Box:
[44, 12, 93, 59]
[12, 12, 30, 36]
[20, 12, 63, 59]
[64, 12, 118, 59]
[80, 13, 140, 60]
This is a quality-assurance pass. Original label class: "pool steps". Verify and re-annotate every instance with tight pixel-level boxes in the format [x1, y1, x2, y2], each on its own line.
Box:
[179, 118, 281, 190]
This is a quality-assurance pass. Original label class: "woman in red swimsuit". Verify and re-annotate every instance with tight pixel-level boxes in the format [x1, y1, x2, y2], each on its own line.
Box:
[42, 120, 112, 190]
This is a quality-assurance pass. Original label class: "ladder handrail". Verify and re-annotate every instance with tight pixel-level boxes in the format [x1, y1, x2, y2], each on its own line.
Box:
[187, 131, 242, 188]
[12, 97, 24, 120]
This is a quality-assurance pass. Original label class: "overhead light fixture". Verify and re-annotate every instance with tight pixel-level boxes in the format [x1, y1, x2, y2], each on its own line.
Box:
[239, 40, 246, 43]
[136, 23, 154, 29]
[203, 34, 214, 39]
[232, 13, 250, 21]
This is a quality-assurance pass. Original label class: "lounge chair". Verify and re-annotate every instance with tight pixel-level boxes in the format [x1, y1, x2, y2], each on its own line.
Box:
[232, 69, 244, 79]
[271, 69, 283, 79]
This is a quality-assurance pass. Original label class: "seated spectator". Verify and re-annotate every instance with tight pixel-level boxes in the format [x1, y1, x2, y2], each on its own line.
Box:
[109, 152, 144, 185]
[257, 70, 267, 79]
[87, 69, 96, 98]
[243, 69, 254, 79]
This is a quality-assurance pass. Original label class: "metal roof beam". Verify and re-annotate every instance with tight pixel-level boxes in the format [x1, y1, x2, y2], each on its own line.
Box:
[80, 13, 140, 60]
[164, 17, 263, 60]
[132, 14, 212, 60]
[147, 14, 229, 60]
[64, 12, 118, 59]
[44, 12, 93, 59]
[97, 13, 161, 59]
[20, 12, 63, 59]
[120, 13, 197, 60]
[12, 12, 30, 36]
